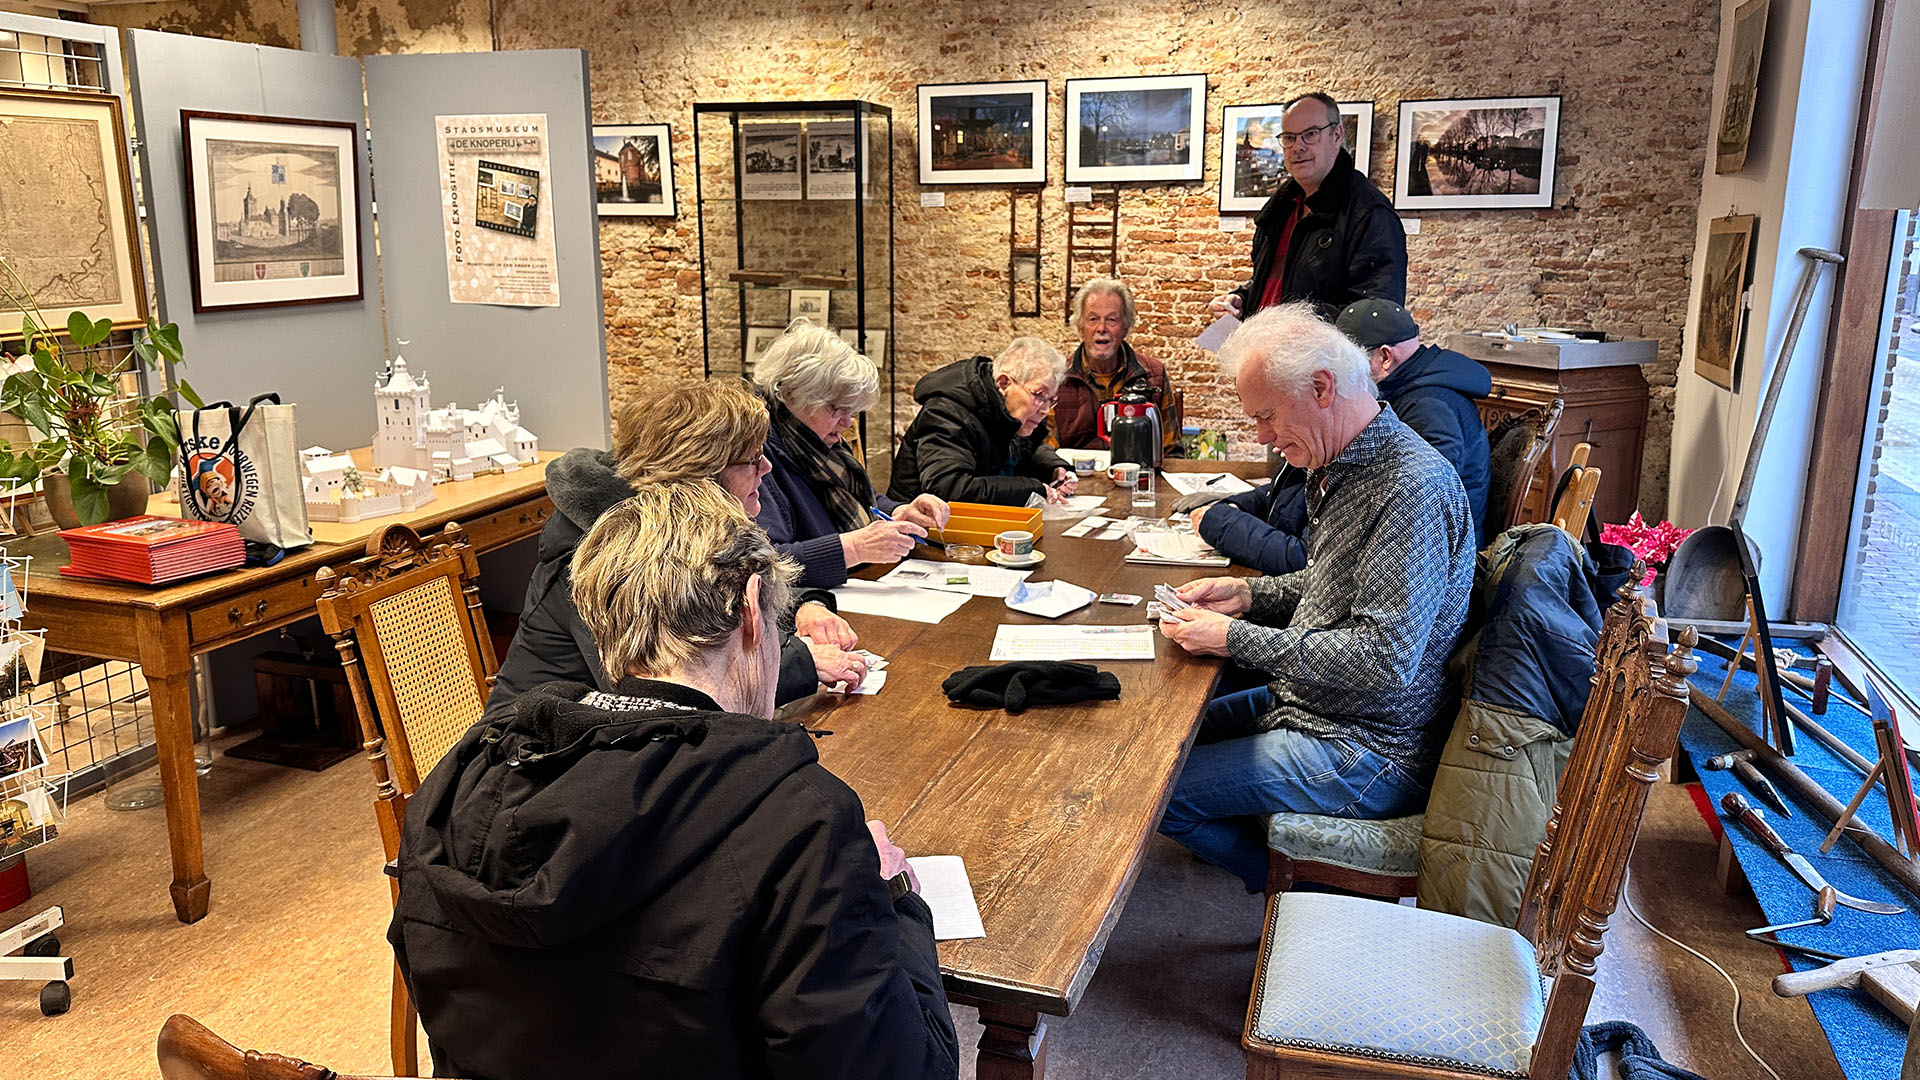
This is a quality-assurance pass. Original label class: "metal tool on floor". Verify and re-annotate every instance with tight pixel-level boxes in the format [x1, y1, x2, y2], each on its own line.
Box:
[1706, 748, 1793, 817]
[1745, 884, 1835, 941]
[1721, 791, 1907, 914]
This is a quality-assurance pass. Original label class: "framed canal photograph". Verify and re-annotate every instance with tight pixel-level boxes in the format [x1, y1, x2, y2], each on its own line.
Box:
[0, 88, 147, 331]
[1065, 73, 1207, 184]
[1219, 100, 1373, 213]
[592, 123, 675, 217]
[180, 110, 363, 312]
[1694, 213, 1757, 391]
[1393, 96, 1560, 211]
[918, 79, 1047, 186]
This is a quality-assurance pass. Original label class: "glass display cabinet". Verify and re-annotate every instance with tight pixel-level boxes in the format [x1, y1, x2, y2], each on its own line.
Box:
[694, 100, 895, 479]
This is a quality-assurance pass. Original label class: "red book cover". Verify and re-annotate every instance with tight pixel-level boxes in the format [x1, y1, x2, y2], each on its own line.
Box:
[60, 516, 238, 549]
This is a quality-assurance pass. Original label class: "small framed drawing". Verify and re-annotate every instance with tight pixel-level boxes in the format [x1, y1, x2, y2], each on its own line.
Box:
[181, 110, 365, 312]
[1694, 213, 1757, 391]
[918, 79, 1047, 186]
[1219, 100, 1373, 213]
[745, 326, 783, 369]
[789, 288, 830, 323]
[592, 123, 675, 216]
[838, 327, 887, 359]
[1716, 0, 1770, 173]
[1065, 73, 1207, 184]
[0, 88, 147, 331]
[1393, 96, 1561, 211]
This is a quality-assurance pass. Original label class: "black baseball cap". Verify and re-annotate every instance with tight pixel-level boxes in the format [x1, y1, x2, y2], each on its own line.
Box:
[1336, 298, 1420, 350]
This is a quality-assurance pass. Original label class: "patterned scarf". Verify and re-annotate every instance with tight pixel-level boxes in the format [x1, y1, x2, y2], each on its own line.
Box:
[766, 394, 875, 533]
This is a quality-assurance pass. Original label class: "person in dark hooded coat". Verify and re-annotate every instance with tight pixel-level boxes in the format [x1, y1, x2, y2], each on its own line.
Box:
[887, 337, 1076, 507]
[393, 480, 958, 1080]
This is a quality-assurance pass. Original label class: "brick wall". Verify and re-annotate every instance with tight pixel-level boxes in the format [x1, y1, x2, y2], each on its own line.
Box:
[99, 0, 1721, 515]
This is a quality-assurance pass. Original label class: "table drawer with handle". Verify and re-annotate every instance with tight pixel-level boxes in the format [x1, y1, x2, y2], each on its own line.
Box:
[187, 573, 328, 646]
[460, 497, 555, 553]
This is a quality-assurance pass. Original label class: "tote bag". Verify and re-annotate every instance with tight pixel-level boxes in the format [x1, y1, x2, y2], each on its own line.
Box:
[176, 394, 311, 550]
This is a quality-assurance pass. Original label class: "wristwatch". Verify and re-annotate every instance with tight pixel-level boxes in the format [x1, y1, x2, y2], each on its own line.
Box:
[886, 870, 914, 902]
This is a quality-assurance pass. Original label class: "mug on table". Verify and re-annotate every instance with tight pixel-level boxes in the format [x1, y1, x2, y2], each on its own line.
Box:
[995, 530, 1035, 558]
[1107, 462, 1141, 490]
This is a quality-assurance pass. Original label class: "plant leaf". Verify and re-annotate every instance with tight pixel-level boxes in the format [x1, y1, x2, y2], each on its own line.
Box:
[145, 321, 184, 367]
[65, 311, 111, 348]
[174, 377, 205, 410]
[132, 439, 174, 485]
[142, 407, 181, 450]
[15, 401, 50, 438]
[69, 473, 110, 525]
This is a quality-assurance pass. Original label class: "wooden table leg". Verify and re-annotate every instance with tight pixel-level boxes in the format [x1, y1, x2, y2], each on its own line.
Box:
[974, 1000, 1049, 1080]
[135, 609, 210, 923]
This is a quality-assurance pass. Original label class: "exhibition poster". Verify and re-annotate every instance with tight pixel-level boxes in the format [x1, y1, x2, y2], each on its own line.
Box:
[435, 113, 560, 307]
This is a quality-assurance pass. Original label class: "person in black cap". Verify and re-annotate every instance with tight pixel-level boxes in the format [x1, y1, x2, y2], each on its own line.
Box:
[1190, 298, 1493, 573]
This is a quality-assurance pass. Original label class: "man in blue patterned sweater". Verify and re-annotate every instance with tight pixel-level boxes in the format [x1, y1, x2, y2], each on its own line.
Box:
[1157, 303, 1475, 892]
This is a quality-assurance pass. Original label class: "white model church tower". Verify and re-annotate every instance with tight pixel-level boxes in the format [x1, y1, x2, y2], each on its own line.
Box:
[372, 348, 432, 471]
[371, 342, 539, 481]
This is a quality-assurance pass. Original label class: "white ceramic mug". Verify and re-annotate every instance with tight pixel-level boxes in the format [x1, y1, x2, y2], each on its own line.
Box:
[995, 530, 1035, 558]
[1107, 462, 1141, 488]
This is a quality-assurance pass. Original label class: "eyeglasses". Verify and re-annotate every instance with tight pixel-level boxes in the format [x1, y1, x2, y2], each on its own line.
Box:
[1278, 121, 1338, 148]
[726, 450, 769, 470]
[1024, 383, 1060, 409]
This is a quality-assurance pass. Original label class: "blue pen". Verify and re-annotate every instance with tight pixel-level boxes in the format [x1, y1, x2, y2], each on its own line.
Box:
[873, 506, 947, 551]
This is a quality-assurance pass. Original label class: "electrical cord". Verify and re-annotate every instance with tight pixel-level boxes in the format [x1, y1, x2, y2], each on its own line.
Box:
[1621, 861, 1784, 1080]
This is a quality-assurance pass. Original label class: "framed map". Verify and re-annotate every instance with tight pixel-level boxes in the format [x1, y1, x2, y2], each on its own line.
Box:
[181, 111, 364, 313]
[0, 89, 147, 333]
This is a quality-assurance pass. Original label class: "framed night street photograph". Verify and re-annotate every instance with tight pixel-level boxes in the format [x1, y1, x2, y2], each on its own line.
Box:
[1393, 96, 1561, 210]
[180, 110, 364, 312]
[1219, 100, 1373, 213]
[1065, 73, 1207, 184]
[592, 123, 675, 216]
[918, 79, 1047, 186]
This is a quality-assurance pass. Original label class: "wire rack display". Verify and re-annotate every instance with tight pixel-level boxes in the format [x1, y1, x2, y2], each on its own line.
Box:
[0, 555, 66, 859]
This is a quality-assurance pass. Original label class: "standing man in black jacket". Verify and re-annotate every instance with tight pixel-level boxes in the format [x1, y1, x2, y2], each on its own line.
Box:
[393, 480, 958, 1080]
[1208, 92, 1406, 320]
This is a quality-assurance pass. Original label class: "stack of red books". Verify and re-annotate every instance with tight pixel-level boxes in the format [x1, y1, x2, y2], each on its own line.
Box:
[59, 516, 246, 585]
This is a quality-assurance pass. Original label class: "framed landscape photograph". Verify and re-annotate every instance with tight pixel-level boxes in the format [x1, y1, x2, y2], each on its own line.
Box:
[1065, 73, 1207, 184]
[1218, 100, 1373, 213]
[592, 123, 675, 217]
[804, 121, 858, 200]
[1716, 0, 1770, 173]
[740, 120, 802, 200]
[745, 326, 783, 369]
[1393, 96, 1561, 210]
[0, 88, 147, 331]
[918, 79, 1047, 186]
[1695, 214, 1757, 391]
[789, 288, 829, 323]
[180, 110, 364, 313]
[839, 327, 887, 360]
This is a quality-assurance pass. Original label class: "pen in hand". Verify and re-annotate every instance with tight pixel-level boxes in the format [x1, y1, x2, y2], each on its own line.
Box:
[872, 506, 946, 551]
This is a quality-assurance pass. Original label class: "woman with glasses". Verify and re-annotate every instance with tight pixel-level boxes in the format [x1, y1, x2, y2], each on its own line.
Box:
[752, 319, 952, 589]
[887, 337, 1077, 507]
[484, 378, 870, 725]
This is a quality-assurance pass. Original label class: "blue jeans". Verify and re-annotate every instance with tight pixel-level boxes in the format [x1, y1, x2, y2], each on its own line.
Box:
[1159, 688, 1430, 891]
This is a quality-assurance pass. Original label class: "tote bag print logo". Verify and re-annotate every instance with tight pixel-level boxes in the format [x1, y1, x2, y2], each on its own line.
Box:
[180, 437, 260, 524]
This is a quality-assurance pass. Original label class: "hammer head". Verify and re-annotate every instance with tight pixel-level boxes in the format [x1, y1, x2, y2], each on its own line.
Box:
[1706, 748, 1757, 770]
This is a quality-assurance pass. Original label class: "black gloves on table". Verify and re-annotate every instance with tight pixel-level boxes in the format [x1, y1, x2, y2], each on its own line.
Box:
[941, 661, 1122, 714]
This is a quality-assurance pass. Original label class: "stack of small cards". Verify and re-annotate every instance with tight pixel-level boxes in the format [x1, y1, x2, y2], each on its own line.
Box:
[1061, 516, 1136, 541]
[823, 649, 888, 695]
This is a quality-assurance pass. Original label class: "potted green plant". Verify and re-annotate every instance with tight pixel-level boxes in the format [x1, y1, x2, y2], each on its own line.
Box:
[0, 265, 202, 528]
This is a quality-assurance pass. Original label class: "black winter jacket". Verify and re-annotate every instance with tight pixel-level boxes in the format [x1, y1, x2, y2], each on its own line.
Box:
[483, 448, 825, 725]
[392, 677, 959, 1080]
[1229, 148, 1407, 319]
[887, 356, 1070, 506]
[1377, 345, 1493, 546]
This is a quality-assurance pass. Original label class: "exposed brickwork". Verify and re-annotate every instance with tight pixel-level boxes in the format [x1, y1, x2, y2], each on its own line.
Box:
[99, 0, 1721, 514]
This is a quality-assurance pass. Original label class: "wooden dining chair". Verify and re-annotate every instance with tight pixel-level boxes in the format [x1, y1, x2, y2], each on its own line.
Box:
[157, 1014, 470, 1080]
[315, 521, 498, 1078]
[1243, 602, 1697, 1080]
[1485, 400, 1564, 531]
[1550, 442, 1602, 538]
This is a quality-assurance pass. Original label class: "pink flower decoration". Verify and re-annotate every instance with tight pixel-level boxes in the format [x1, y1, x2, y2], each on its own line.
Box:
[1602, 512, 1695, 586]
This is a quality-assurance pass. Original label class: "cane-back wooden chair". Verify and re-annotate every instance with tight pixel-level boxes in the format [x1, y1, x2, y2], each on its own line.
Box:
[1243, 597, 1697, 1080]
[158, 1014, 472, 1080]
[315, 521, 498, 1077]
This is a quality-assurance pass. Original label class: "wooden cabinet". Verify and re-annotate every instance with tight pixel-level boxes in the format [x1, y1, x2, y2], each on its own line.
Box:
[1470, 359, 1651, 529]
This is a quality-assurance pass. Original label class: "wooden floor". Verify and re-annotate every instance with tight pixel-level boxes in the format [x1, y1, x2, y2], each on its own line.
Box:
[4, 737, 1849, 1080]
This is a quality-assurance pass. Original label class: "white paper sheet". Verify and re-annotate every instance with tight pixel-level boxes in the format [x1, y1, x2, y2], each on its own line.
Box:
[821, 650, 888, 695]
[1004, 579, 1095, 619]
[906, 855, 986, 940]
[1061, 516, 1138, 541]
[1196, 313, 1241, 352]
[831, 580, 973, 623]
[989, 623, 1158, 661]
[1160, 470, 1255, 497]
[1041, 494, 1109, 520]
[1130, 528, 1229, 566]
[879, 559, 1031, 598]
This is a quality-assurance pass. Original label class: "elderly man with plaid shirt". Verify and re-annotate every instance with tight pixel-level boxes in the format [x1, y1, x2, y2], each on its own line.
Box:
[1157, 303, 1475, 892]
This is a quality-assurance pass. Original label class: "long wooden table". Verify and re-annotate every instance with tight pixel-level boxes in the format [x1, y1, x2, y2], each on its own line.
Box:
[14, 448, 555, 924]
[784, 460, 1268, 1080]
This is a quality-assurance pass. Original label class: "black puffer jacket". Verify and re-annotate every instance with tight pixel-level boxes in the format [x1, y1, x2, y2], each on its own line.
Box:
[483, 449, 825, 725]
[393, 678, 959, 1080]
[1229, 148, 1407, 319]
[887, 356, 1070, 506]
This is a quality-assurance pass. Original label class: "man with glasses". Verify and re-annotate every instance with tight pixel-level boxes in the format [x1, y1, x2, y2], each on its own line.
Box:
[1208, 91, 1406, 321]
[1050, 277, 1183, 457]
[888, 337, 1077, 506]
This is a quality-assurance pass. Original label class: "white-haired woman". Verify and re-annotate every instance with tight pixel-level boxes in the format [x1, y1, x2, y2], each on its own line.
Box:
[754, 320, 952, 588]
[886, 337, 1077, 507]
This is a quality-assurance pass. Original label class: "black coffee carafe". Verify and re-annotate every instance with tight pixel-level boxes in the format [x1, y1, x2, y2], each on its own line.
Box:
[1104, 379, 1162, 468]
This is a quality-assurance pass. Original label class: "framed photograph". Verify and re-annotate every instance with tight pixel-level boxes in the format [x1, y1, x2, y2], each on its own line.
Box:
[789, 288, 830, 323]
[740, 120, 802, 201]
[918, 79, 1047, 186]
[1065, 73, 1207, 184]
[1219, 100, 1373, 213]
[180, 110, 364, 313]
[804, 121, 858, 200]
[0, 88, 147, 331]
[1717, 0, 1770, 173]
[592, 123, 675, 216]
[838, 327, 886, 359]
[745, 326, 783, 368]
[1393, 96, 1561, 210]
[1695, 214, 1757, 391]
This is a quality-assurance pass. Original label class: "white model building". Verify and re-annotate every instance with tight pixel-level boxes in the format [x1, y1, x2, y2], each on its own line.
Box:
[371, 351, 539, 482]
[302, 447, 438, 524]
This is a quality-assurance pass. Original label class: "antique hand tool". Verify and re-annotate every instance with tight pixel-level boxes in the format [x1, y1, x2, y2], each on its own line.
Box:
[1707, 748, 1792, 817]
[1775, 948, 1920, 1080]
[1745, 885, 1836, 940]
[1721, 791, 1907, 914]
